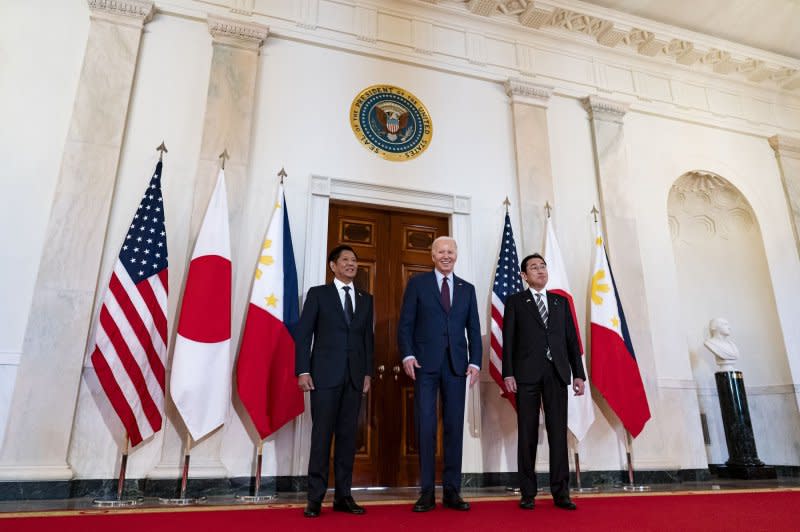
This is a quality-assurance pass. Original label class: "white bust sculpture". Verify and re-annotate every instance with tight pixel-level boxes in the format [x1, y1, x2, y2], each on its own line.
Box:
[704, 317, 739, 371]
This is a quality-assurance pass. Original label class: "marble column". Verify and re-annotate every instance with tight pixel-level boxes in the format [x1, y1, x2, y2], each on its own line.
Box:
[714, 371, 776, 479]
[581, 96, 661, 447]
[148, 16, 268, 481]
[769, 135, 800, 261]
[0, 0, 154, 481]
[504, 78, 554, 253]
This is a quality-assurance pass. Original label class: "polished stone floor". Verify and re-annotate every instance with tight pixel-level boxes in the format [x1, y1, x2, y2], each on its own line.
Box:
[1, 477, 799, 516]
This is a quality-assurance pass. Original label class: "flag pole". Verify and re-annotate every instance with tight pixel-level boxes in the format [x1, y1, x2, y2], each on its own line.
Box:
[569, 433, 598, 493]
[236, 439, 275, 503]
[159, 433, 203, 505]
[499, 197, 520, 495]
[622, 430, 650, 491]
[157, 141, 168, 161]
[92, 434, 143, 507]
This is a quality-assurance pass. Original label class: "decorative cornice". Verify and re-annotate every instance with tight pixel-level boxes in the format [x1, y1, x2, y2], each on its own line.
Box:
[582, 96, 629, 123]
[208, 15, 268, 51]
[87, 0, 154, 27]
[504, 78, 553, 107]
[414, 0, 800, 92]
[769, 135, 800, 160]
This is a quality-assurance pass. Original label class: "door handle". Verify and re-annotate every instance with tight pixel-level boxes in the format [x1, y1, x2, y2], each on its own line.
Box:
[393, 365, 400, 381]
[377, 365, 385, 380]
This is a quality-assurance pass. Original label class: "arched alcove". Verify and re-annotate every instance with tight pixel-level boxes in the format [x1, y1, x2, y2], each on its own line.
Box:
[668, 170, 798, 466]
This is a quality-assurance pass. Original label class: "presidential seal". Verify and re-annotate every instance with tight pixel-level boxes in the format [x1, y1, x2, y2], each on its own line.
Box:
[350, 85, 433, 161]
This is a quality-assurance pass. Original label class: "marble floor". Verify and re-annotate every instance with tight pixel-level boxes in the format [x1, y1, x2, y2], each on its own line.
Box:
[2, 477, 800, 516]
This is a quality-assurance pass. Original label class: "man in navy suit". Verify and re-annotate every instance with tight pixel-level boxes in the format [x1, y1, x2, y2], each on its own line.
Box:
[398, 236, 482, 512]
[295, 245, 374, 518]
[502, 253, 585, 511]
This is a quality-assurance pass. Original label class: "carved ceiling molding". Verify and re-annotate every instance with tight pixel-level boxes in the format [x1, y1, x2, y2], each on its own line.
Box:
[417, 0, 800, 92]
[208, 15, 268, 50]
[582, 95, 628, 123]
[504, 78, 553, 106]
[87, 0, 155, 27]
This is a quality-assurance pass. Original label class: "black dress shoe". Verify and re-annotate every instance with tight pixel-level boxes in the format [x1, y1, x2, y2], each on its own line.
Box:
[519, 496, 535, 510]
[413, 492, 435, 512]
[554, 498, 577, 510]
[303, 501, 321, 517]
[442, 490, 470, 511]
[333, 496, 366, 515]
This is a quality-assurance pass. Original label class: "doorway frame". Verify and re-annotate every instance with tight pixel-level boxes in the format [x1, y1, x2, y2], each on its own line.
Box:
[291, 174, 483, 480]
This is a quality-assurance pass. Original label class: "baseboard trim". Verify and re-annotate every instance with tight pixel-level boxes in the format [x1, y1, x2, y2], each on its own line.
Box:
[4, 467, 799, 500]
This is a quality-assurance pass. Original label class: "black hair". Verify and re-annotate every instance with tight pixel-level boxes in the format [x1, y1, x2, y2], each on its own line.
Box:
[520, 253, 546, 272]
[328, 244, 358, 263]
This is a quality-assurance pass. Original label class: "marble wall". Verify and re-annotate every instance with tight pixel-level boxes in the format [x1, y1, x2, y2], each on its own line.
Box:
[1, 0, 799, 484]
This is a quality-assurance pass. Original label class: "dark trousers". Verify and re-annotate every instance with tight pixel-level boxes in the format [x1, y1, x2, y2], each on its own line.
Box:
[307, 382, 362, 503]
[415, 355, 466, 494]
[516, 361, 569, 500]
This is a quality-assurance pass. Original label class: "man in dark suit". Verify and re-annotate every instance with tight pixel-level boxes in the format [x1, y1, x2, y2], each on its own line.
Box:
[502, 253, 585, 511]
[398, 236, 482, 512]
[295, 245, 374, 518]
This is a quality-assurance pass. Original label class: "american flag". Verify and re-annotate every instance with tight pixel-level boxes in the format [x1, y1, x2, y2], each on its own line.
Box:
[489, 211, 523, 410]
[90, 161, 168, 446]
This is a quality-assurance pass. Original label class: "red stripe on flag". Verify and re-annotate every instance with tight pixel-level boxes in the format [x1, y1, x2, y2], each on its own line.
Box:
[158, 269, 169, 294]
[110, 274, 166, 390]
[236, 304, 304, 440]
[99, 307, 163, 434]
[488, 363, 517, 409]
[91, 347, 145, 446]
[137, 273, 168, 349]
[590, 324, 651, 437]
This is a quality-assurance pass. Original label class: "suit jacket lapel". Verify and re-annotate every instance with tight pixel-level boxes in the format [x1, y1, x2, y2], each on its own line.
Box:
[522, 290, 546, 329]
[352, 288, 365, 323]
[429, 272, 448, 314]
[328, 283, 348, 325]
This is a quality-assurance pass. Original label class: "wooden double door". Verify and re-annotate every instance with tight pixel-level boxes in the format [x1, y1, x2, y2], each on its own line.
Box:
[326, 202, 449, 487]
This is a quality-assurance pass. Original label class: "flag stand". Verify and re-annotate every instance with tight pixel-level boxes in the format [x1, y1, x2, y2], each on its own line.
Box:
[622, 431, 650, 492]
[93, 435, 143, 507]
[236, 440, 276, 503]
[159, 433, 205, 505]
[570, 435, 599, 493]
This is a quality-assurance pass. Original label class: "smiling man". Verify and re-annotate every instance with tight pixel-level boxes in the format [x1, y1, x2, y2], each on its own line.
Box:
[398, 236, 482, 512]
[295, 245, 374, 518]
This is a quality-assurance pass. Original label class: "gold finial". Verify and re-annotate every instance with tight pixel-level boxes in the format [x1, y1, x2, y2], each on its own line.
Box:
[156, 141, 168, 161]
[278, 167, 287, 184]
[591, 205, 599, 223]
[544, 201, 552, 219]
[219, 149, 229, 170]
[503, 196, 511, 212]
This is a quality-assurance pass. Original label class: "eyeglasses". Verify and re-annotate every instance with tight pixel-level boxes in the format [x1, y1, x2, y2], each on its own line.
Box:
[528, 265, 547, 271]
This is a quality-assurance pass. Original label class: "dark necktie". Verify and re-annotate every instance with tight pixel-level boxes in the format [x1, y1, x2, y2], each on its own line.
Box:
[343, 286, 354, 325]
[441, 276, 451, 313]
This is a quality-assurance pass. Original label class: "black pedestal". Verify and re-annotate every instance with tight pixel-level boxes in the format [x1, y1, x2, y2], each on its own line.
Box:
[714, 371, 776, 480]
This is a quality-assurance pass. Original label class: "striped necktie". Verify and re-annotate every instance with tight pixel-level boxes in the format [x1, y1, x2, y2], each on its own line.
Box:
[534, 292, 548, 326]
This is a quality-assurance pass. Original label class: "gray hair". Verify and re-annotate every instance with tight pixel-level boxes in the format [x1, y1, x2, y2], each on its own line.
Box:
[431, 236, 457, 251]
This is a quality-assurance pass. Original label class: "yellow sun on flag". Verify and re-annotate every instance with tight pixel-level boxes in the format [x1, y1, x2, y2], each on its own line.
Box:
[596, 236, 603, 246]
[254, 239, 274, 280]
[591, 269, 610, 305]
[265, 293, 278, 307]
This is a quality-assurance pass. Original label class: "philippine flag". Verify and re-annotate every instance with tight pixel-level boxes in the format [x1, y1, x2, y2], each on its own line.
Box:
[589, 229, 651, 438]
[170, 169, 232, 441]
[235, 183, 304, 440]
